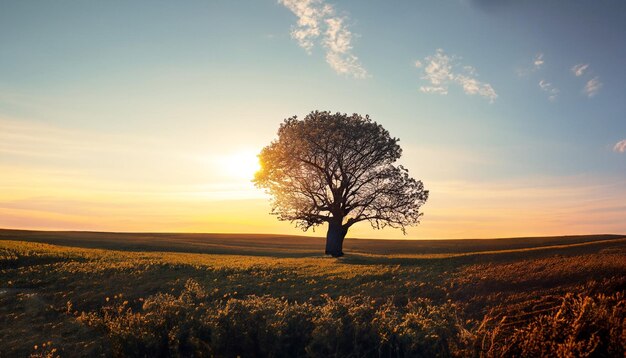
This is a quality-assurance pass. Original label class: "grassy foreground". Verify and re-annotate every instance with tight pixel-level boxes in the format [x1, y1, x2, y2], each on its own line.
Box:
[1, 230, 625, 357]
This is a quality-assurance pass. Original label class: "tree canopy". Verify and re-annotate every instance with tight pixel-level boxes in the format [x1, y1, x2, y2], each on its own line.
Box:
[254, 111, 428, 256]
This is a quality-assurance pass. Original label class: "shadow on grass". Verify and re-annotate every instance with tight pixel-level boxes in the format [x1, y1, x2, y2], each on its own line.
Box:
[340, 237, 626, 267]
[1, 229, 624, 265]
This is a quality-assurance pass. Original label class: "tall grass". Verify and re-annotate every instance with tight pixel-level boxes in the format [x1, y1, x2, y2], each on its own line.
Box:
[77, 279, 473, 357]
[477, 292, 625, 357]
[75, 279, 625, 357]
[1, 239, 625, 357]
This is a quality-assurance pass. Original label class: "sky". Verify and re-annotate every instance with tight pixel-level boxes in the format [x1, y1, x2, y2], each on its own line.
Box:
[1, 0, 625, 239]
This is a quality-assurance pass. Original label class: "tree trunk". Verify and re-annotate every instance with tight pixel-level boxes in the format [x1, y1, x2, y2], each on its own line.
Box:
[325, 220, 347, 257]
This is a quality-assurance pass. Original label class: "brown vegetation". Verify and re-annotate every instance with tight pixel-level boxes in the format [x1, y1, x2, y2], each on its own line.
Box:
[1, 231, 625, 356]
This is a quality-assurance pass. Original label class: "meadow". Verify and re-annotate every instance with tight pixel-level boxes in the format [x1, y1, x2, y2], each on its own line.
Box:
[1, 229, 625, 357]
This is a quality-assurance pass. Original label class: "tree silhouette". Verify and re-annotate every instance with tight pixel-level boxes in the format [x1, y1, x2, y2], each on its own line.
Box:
[254, 111, 428, 257]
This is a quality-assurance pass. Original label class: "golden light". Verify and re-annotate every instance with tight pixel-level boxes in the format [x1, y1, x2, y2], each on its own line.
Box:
[218, 150, 261, 181]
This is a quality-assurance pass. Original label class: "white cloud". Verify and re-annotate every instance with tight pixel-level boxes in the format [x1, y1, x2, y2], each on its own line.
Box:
[538, 80, 549, 90]
[584, 76, 602, 97]
[322, 17, 368, 78]
[416, 49, 497, 103]
[420, 85, 449, 95]
[571, 63, 589, 77]
[533, 53, 544, 69]
[463, 65, 477, 76]
[456, 75, 497, 102]
[323, 17, 350, 53]
[516, 52, 545, 76]
[279, 0, 368, 78]
[419, 49, 454, 95]
[538, 79, 559, 101]
[279, 0, 330, 53]
[614, 139, 626, 153]
[569, 65, 601, 98]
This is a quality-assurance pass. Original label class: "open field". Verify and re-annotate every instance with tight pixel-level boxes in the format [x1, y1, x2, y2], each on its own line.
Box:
[1, 229, 625, 357]
[1, 229, 623, 257]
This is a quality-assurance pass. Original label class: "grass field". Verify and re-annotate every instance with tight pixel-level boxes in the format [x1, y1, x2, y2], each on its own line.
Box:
[1, 229, 625, 357]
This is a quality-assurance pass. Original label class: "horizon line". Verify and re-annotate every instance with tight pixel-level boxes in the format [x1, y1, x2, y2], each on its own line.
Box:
[0, 227, 623, 242]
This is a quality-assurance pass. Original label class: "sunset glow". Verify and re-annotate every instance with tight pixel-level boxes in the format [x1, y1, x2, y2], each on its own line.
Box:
[0, 1, 625, 239]
[217, 151, 262, 182]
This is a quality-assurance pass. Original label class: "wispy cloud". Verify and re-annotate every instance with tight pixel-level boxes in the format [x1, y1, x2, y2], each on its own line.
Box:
[614, 139, 626, 153]
[280, 0, 331, 53]
[279, 0, 368, 78]
[516, 52, 544, 76]
[584, 76, 602, 97]
[538, 79, 559, 101]
[456, 74, 498, 102]
[415, 49, 497, 103]
[417, 49, 454, 95]
[533, 53, 544, 70]
[569, 64, 601, 98]
[571, 63, 589, 77]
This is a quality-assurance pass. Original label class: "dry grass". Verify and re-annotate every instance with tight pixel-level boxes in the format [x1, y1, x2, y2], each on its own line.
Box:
[1, 231, 625, 357]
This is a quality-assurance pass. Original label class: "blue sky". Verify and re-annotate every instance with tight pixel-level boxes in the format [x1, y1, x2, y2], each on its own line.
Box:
[1, 0, 625, 238]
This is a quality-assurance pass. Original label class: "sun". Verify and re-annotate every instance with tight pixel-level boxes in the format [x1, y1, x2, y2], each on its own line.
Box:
[219, 150, 261, 181]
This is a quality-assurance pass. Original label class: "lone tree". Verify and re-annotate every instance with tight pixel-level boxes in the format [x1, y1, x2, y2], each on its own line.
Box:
[254, 111, 429, 257]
